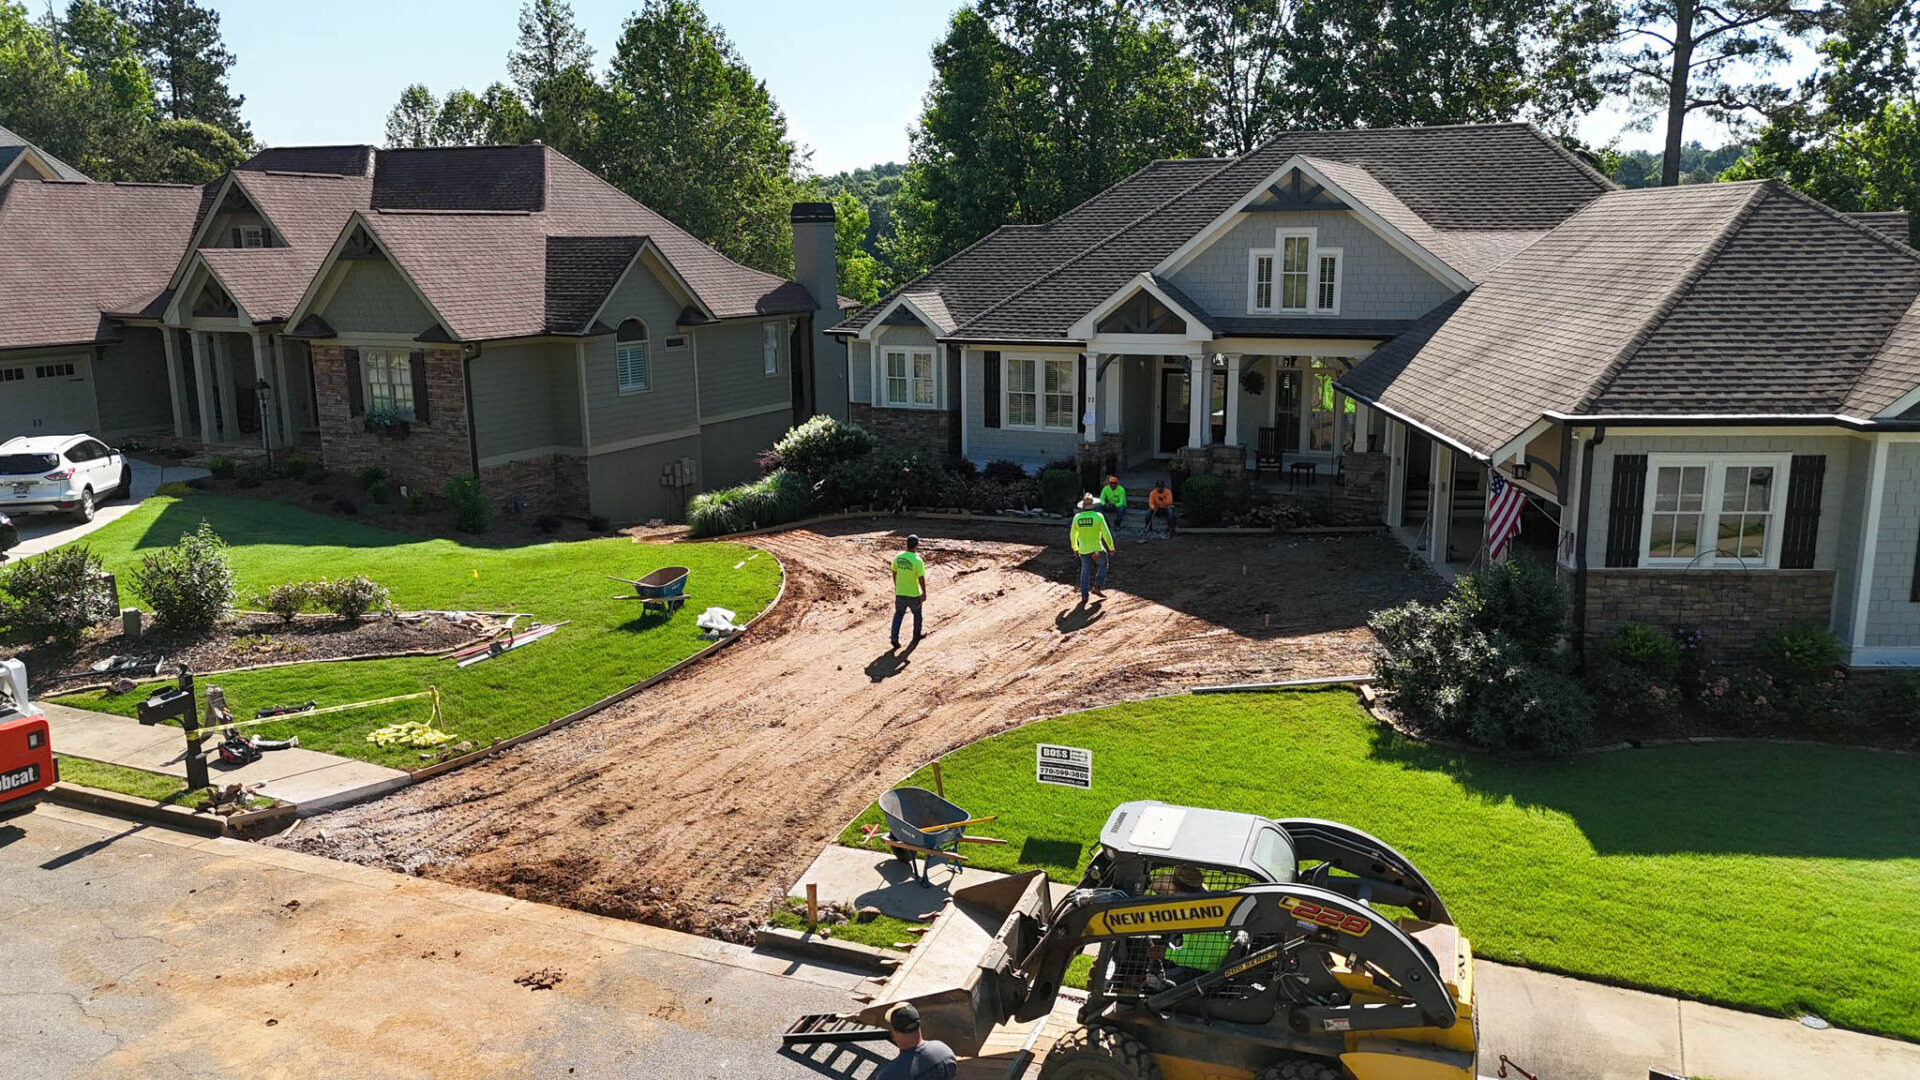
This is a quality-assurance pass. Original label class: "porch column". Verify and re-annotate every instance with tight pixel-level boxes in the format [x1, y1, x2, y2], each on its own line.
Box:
[1332, 391, 1348, 455]
[1222, 354, 1243, 449]
[161, 328, 190, 438]
[252, 330, 281, 449]
[1385, 419, 1406, 528]
[1101, 354, 1120, 434]
[211, 333, 240, 442]
[189, 331, 217, 447]
[1429, 442, 1455, 562]
[1186, 355, 1208, 449]
[271, 333, 295, 437]
[1080, 351, 1099, 444]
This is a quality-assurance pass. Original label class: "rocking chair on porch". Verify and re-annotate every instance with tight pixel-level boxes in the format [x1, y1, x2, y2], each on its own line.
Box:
[1256, 427, 1284, 480]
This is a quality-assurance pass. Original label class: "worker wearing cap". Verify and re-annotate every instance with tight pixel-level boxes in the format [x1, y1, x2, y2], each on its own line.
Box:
[1098, 475, 1127, 529]
[1071, 494, 1115, 604]
[1146, 479, 1175, 537]
[890, 534, 927, 650]
[877, 1003, 957, 1079]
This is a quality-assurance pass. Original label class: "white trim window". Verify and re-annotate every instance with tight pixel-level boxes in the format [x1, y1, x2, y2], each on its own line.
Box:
[1004, 355, 1076, 431]
[1248, 249, 1276, 312]
[763, 323, 780, 376]
[1279, 231, 1312, 310]
[883, 346, 936, 408]
[1315, 248, 1342, 313]
[1642, 455, 1787, 567]
[363, 349, 415, 416]
[615, 319, 650, 394]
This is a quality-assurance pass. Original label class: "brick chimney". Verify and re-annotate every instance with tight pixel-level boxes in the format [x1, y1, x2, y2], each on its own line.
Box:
[791, 201, 847, 418]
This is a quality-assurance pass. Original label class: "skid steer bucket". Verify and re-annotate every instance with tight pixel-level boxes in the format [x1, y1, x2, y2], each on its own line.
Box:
[854, 870, 1052, 1056]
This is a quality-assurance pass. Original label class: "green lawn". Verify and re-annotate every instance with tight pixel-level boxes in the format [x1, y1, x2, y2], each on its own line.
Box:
[768, 898, 924, 952]
[53, 753, 272, 809]
[54, 495, 781, 769]
[839, 690, 1920, 1042]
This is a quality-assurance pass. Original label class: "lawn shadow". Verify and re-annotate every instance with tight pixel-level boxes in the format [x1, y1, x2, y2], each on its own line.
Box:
[133, 497, 417, 554]
[1364, 725, 1920, 861]
[616, 607, 678, 633]
[1018, 837, 1084, 870]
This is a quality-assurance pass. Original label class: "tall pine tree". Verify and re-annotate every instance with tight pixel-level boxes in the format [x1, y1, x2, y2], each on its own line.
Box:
[135, 0, 249, 145]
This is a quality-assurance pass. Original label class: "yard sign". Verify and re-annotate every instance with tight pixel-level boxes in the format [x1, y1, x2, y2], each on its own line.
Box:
[1036, 744, 1092, 789]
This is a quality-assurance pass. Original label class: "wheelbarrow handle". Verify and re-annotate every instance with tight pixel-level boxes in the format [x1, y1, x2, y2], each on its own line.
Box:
[882, 839, 970, 862]
[923, 815, 997, 833]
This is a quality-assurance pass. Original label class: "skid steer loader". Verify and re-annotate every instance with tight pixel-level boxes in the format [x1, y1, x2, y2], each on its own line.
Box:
[849, 801, 1475, 1080]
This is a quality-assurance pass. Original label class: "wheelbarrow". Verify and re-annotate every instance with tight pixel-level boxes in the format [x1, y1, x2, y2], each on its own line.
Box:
[874, 787, 1002, 886]
[608, 566, 689, 614]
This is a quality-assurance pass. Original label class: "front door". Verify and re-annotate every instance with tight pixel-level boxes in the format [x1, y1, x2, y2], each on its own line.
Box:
[1159, 366, 1188, 453]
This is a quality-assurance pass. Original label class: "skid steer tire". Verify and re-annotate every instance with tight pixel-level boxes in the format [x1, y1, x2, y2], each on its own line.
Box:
[1255, 1058, 1346, 1080]
[1040, 1025, 1163, 1080]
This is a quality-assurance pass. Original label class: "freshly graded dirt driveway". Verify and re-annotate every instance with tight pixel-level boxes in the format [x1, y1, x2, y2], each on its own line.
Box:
[281, 519, 1440, 939]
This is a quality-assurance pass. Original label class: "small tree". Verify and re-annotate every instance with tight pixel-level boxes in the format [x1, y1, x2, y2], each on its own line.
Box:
[0, 546, 117, 645]
[132, 522, 235, 633]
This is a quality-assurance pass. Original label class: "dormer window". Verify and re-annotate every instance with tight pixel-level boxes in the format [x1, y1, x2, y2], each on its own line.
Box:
[1248, 228, 1339, 315]
[230, 226, 271, 248]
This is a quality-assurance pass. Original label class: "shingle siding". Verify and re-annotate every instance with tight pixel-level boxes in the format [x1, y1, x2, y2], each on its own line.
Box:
[472, 342, 577, 462]
[584, 258, 696, 446]
[1169, 211, 1456, 322]
[320, 258, 434, 336]
[696, 316, 791, 419]
[1865, 443, 1920, 648]
[963, 348, 1080, 467]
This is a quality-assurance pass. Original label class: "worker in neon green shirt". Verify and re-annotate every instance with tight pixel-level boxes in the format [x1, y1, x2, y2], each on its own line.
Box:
[1071, 494, 1114, 603]
[890, 534, 927, 649]
[1098, 475, 1127, 530]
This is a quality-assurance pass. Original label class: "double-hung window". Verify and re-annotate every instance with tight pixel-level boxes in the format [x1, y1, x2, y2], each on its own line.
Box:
[1249, 229, 1334, 313]
[1003, 355, 1075, 430]
[1279, 233, 1312, 310]
[363, 350, 415, 416]
[1250, 251, 1275, 311]
[763, 323, 779, 376]
[1315, 249, 1342, 312]
[615, 319, 649, 394]
[1643, 456, 1785, 566]
[883, 347, 936, 408]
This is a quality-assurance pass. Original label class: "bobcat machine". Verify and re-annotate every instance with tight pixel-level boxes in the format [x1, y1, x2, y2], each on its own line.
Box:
[0, 659, 57, 820]
[845, 801, 1476, 1080]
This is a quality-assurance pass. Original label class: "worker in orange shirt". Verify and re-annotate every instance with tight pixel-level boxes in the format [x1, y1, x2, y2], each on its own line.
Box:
[1146, 479, 1175, 538]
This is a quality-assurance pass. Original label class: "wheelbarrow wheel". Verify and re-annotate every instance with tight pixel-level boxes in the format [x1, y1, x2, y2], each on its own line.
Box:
[890, 844, 915, 864]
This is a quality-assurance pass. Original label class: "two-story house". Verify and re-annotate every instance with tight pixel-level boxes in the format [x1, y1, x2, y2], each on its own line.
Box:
[829, 123, 1920, 668]
[0, 142, 851, 523]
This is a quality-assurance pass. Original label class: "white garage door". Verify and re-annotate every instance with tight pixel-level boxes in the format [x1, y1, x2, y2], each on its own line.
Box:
[0, 356, 95, 440]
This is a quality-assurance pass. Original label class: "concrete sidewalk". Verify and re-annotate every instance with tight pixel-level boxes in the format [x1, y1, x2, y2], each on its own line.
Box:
[7, 458, 208, 560]
[42, 700, 408, 809]
[796, 843, 1920, 1080]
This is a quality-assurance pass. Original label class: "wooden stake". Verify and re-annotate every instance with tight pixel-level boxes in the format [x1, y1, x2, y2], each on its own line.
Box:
[932, 760, 945, 799]
[806, 883, 818, 931]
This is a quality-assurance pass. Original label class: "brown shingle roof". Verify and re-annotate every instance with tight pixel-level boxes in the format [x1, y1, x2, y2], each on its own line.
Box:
[1340, 181, 1920, 455]
[372, 146, 545, 211]
[545, 235, 646, 335]
[0, 181, 204, 351]
[237, 145, 373, 177]
[0, 123, 89, 182]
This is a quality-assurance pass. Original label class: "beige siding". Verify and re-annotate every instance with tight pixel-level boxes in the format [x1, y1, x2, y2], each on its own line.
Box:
[700, 409, 790, 491]
[472, 342, 581, 462]
[587, 433, 703, 523]
[584, 257, 696, 446]
[319, 259, 434, 335]
[695, 317, 791, 419]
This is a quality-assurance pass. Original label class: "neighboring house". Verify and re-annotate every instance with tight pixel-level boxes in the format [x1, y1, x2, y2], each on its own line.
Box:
[0, 124, 89, 187]
[830, 122, 1920, 667]
[0, 142, 851, 523]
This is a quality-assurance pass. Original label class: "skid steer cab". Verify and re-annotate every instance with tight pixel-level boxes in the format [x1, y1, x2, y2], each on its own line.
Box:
[0, 659, 56, 821]
[854, 801, 1476, 1080]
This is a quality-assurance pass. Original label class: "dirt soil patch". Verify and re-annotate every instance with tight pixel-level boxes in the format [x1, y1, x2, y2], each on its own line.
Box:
[6, 612, 480, 688]
[277, 520, 1440, 941]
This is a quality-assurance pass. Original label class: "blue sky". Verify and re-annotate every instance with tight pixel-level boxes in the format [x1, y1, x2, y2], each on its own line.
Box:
[214, 0, 1763, 176]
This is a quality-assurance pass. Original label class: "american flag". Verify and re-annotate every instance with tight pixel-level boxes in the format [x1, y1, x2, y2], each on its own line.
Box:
[1485, 471, 1528, 560]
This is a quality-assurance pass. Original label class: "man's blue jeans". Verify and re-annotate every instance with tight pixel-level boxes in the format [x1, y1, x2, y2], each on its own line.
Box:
[1078, 552, 1108, 600]
[1100, 503, 1125, 529]
[891, 595, 923, 645]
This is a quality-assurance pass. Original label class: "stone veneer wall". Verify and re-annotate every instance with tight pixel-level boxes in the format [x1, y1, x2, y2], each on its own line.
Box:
[1584, 568, 1836, 660]
[1330, 451, 1390, 525]
[312, 345, 471, 494]
[478, 454, 590, 518]
[852, 403, 958, 458]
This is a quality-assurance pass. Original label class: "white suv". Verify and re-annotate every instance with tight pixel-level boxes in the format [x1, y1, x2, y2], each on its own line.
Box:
[0, 435, 131, 523]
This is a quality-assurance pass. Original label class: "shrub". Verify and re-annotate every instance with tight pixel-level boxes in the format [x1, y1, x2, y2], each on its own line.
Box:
[1456, 557, 1568, 649]
[316, 575, 390, 619]
[772, 416, 873, 481]
[589, 514, 613, 533]
[186, 475, 214, 491]
[755, 446, 783, 476]
[1693, 664, 1779, 733]
[332, 497, 359, 516]
[0, 545, 116, 644]
[937, 475, 1041, 514]
[816, 449, 943, 513]
[686, 469, 811, 537]
[535, 513, 563, 534]
[1757, 624, 1843, 684]
[1038, 469, 1079, 515]
[235, 472, 261, 489]
[359, 465, 388, 489]
[1600, 621, 1681, 677]
[982, 460, 1028, 484]
[155, 481, 194, 497]
[1182, 474, 1226, 526]
[1588, 660, 1684, 729]
[445, 475, 491, 533]
[279, 454, 311, 480]
[206, 456, 236, 479]
[367, 479, 390, 504]
[131, 522, 235, 633]
[1852, 672, 1920, 745]
[255, 581, 316, 623]
[942, 454, 978, 480]
[405, 488, 428, 514]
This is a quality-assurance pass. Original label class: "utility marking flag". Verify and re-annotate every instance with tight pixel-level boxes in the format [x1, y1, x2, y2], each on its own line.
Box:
[1486, 471, 1527, 560]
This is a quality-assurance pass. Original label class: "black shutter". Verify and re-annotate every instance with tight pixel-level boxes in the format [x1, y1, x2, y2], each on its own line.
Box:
[1779, 454, 1825, 569]
[1077, 354, 1087, 434]
[1604, 453, 1648, 567]
[344, 348, 364, 418]
[982, 350, 1001, 428]
[408, 350, 430, 423]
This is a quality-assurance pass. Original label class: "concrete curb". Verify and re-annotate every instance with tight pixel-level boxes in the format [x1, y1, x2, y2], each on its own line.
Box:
[45, 781, 229, 837]
[753, 925, 900, 975]
[1194, 675, 1372, 693]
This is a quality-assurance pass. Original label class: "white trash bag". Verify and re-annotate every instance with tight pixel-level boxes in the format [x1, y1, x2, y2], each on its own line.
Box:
[696, 606, 740, 635]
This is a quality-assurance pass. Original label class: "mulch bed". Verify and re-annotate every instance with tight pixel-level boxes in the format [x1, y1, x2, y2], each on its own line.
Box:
[3, 611, 482, 688]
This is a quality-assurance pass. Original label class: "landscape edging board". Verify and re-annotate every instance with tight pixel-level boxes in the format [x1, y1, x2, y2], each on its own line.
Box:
[46, 781, 229, 837]
[752, 925, 899, 975]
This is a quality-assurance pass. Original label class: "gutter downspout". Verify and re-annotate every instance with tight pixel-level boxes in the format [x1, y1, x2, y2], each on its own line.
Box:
[1572, 425, 1606, 663]
[461, 345, 480, 477]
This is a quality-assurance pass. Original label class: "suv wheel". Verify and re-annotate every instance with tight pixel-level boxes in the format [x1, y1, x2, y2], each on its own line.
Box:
[73, 487, 95, 523]
[114, 465, 133, 501]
